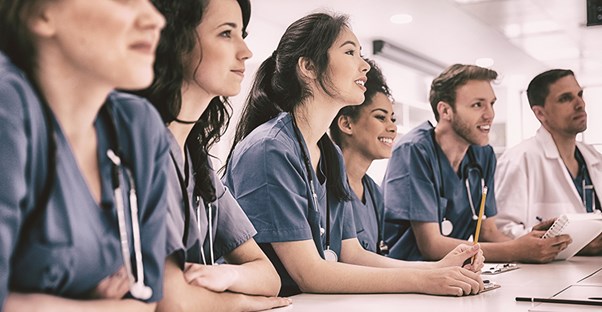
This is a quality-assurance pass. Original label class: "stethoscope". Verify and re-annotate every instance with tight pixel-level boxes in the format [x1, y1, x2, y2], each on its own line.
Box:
[170, 149, 217, 266]
[36, 92, 152, 300]
[431, 129, 486, 237]
[102, 105, 153, 300]
[575, 150, 599, 213]
[291, 117, 337, 262]
[364, 180, 388, 255]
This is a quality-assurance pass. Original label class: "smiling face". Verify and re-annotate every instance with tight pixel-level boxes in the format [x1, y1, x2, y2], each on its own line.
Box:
[533, 75, 587, 138]
[35, 0, 165, 90]
[448, 79, 496, 146]
[188, 0, 252, 98]
[323, 26, 370, 107]
[342, 92, 397, 160]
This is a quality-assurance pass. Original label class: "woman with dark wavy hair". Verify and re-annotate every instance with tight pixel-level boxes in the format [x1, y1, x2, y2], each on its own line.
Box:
[224, 12, 485, 297]
[136, 0, 289, 310]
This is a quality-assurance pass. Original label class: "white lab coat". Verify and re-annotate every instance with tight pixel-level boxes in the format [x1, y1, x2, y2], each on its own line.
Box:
[495, 126, 602, 238]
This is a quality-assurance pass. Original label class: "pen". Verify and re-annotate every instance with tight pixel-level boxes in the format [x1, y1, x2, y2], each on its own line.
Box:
[516, 297, 602, 306]
[469, 186, 488, 264]
[536, 216, 543, 222]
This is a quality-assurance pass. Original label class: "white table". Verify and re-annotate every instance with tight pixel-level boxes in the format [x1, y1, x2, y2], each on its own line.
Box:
[273, 257, 602, 312]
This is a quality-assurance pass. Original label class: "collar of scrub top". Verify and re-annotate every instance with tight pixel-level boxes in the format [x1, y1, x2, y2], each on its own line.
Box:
[363, 178, 388, 255]
[169, 149, 217, 266]
[430, 127, 486, 228]
[291, 115, 337, 262]
[31, 82, 153, 300]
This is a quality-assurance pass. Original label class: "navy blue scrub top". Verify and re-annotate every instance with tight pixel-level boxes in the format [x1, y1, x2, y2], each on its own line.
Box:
[223, 112, 356, 296]
[351, 175, 384, 253]
[0, 52, 170, 306]
[382, 121, 497, 260]
[164, 133, 256, 268]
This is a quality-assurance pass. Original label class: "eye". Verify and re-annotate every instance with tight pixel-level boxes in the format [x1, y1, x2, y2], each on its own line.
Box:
[391, 117, 397, 123]
[375, 114, 386, 121]
[219, 30, 232, 38]
[559, 94, 572, 102]
[345, 49, 355, 56]
[472, 102, 482, 108]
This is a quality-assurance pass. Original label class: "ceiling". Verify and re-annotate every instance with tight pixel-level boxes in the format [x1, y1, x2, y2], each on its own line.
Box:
[248, 0, 602, 87]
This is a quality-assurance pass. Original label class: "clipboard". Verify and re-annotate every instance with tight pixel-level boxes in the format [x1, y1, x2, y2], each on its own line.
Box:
[481, 263, 519, 275]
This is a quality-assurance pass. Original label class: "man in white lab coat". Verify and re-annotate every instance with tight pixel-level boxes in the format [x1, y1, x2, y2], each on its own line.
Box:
[495, 69, 602, 255]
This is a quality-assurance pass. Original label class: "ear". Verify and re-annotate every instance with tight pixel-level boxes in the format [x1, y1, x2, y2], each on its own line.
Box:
[531, 105, 546, 123]
[337, 115, 354, 135]
[26, 3, 57, 38]
[297, 56, 317, 80]
[437, 101, 452, 121]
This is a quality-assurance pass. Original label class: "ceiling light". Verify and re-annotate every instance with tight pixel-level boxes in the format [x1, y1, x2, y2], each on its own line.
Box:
[390, 14, 413, 24]
[373, 39, 446, 76]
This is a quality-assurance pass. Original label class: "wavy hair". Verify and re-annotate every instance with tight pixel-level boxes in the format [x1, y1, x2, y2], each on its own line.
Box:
[137, 0, 251, 203]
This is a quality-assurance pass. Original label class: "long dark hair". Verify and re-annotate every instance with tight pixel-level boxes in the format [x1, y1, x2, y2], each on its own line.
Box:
[226, 12, 351, 201]
[0, 0, 43, 79]
[137, 0, 251, 203]
[329, 58, 392, 147]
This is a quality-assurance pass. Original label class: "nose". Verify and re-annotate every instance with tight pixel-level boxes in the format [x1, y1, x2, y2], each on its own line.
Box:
[387, 119, 398, 137]
[483, 102, 495, 121]
[575, 95, 585, 111]
[237, 38, 253, 61]
[360, 57, 370, 73]
[139, 1, 166, 31]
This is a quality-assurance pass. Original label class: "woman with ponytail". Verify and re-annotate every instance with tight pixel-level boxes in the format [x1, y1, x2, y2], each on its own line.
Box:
[224, 12, 485, 297]
[136, 0, 289, 310]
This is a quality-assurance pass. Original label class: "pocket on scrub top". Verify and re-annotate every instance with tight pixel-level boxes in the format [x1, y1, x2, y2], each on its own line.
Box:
[11, 240, 74, 293]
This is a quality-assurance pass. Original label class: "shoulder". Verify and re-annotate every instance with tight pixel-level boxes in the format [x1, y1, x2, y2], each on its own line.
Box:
[393, 122, 433, 153]
[0, 53, 39, 114]
[498, 136, 539, 163]
[233, 112, 298, 162]
[108, 92, 166, 136]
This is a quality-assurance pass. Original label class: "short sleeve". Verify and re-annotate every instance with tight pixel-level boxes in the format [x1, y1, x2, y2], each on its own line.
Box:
[225, 136, 313, 244]
[481, 146, 498, 218]
[212, 169, 257, 258]
[383, 143, 439, 223]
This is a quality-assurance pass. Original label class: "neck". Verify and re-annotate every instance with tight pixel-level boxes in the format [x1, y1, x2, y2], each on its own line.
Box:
[168, 83, 213, 156]
[434, 123, 469, 172]
[36, 60, 110, 142]
[342, 146, 371, 199]
[546, 126, 578, 168]
[292, 98, 340, 172]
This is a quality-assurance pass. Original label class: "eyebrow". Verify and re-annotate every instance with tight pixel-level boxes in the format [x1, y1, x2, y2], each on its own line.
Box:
[216, 22, 237, 29]
[371, 108, 393, 115]
[339, 40, 358, 48]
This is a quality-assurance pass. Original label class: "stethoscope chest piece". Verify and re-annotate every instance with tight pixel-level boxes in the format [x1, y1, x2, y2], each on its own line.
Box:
[324, 248, 338, 262]
[441, 219, 453, 236]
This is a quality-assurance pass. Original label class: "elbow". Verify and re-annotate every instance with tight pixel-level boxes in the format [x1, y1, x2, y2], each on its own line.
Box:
[263, 265, 282, 297]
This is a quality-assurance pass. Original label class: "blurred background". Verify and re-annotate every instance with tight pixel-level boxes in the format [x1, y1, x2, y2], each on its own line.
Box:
[212, 0, 602, 183]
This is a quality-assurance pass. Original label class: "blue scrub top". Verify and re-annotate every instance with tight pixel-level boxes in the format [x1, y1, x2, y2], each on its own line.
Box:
[164, 133, 256, 268]
[0, 52, 169, 306]
[351, 175, 384, 253]
[223, 112, 356, 296]
[382, 121, 497, 260]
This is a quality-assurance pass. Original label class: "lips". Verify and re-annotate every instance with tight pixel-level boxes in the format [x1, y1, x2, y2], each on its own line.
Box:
[231, 69, 245, 78]
[477, 124, 491, 132]
[355, 77, 367, 90]
[378, 137, 394, 146]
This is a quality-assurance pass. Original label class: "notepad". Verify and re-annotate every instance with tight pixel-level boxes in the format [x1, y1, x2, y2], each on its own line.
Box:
[541, 213, 602, 260]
